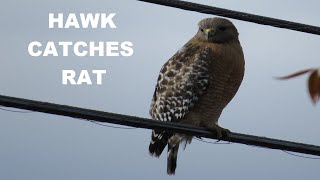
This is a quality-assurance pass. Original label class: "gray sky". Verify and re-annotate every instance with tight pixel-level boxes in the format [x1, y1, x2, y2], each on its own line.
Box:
[1, 0, 320, 179]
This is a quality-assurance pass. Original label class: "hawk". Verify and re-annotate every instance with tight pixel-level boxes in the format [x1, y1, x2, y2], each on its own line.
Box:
[149, 17, 245, 175]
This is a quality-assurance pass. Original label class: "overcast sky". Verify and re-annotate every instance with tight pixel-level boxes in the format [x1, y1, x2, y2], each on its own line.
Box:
[1, 0, 320, 179]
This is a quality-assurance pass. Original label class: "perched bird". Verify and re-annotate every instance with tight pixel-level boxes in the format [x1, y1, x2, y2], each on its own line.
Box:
[149, 17, 245, 175]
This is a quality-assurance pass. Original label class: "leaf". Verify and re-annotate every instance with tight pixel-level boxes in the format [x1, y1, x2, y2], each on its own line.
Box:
[276, 68, 315, 80]
[308, 69, 320, 104]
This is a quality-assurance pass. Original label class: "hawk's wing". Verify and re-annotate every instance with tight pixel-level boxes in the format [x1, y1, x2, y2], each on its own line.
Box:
[149, 42, 211, 156]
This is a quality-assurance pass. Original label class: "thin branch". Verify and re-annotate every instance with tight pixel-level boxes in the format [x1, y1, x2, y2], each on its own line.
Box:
[137, 0, 320, 35]
[0, 94, 320, 156]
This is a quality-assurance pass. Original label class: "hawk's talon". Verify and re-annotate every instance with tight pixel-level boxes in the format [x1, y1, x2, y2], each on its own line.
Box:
[205, 124, 230, 140]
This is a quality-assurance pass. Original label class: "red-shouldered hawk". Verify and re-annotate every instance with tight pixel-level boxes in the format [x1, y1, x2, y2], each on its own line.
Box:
[149, 17, 245, 175]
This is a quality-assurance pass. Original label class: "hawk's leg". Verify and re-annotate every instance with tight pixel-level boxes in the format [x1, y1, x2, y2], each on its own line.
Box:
[202, 123, 230, 139]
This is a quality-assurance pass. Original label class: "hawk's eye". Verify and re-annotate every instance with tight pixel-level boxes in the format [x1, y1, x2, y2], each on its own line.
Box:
[200, 28, 204, 32]
[219, 27, 226, 31]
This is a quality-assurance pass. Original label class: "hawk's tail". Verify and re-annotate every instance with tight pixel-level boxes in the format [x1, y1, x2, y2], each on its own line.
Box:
[167, 143, 179, 175]
[149, 130, 169, 157]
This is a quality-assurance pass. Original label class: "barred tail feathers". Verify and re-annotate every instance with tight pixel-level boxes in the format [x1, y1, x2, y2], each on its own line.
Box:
[149, 130, 169, 157]
[167, 143, 179, 175]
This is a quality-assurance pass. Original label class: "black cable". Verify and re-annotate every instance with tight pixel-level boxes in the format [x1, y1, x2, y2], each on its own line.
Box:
[137, 0, 320, 35]
[1, 94, 320, 157]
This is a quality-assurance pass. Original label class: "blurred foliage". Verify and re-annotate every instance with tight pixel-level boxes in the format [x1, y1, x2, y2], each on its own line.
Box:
[277, 68, 320, 105]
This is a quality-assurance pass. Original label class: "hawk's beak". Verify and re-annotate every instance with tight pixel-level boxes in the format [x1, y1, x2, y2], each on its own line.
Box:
[205, 28, 215, 38]
[205, 28, 214, 34]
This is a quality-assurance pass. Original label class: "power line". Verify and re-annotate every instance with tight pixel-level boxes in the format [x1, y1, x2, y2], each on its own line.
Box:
[0, 94, 320, 156]
[137, 0, 320, 35]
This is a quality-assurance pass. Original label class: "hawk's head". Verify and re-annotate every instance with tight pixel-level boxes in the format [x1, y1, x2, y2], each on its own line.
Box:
[196, 17, 239, 43]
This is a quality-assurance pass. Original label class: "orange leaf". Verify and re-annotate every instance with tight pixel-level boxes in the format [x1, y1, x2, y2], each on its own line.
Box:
[276, 68, 315, 80]
[308, 69, 320, 104]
